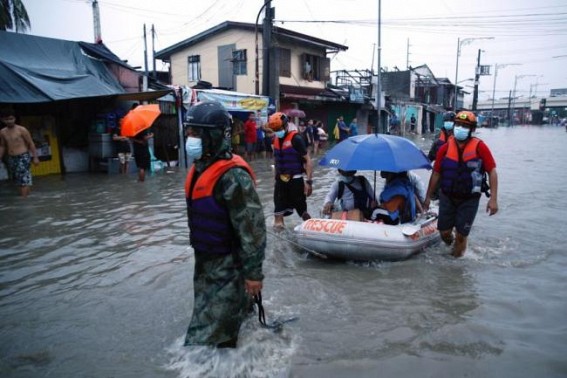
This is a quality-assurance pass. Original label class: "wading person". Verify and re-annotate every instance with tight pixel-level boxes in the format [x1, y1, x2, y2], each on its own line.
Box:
[132, 129, 153, 182]
[184, 101, 266, 348]
[112, 126, 132, 174]
[427, 111, 455, 200]
[0, 108, 40, 197]
[423, 111, 499, 258]
[428, 111, 455, 162]
[268, 112, 313, 229]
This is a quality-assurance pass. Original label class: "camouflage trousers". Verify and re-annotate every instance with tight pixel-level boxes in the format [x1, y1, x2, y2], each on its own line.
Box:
[184, 253, 253, 347]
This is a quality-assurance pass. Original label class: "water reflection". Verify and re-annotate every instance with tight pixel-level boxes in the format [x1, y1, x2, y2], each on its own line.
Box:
[1, 127, 566, 377]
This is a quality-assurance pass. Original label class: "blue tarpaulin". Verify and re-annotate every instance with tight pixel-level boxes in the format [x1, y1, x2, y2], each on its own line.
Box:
[0, 31, 127, 103]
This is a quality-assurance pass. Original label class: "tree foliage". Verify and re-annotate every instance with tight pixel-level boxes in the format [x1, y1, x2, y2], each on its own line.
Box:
[0, 0, 31, 32]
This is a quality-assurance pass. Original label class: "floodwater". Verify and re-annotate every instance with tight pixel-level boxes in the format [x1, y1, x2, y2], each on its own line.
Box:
[1, 126, 566, 378]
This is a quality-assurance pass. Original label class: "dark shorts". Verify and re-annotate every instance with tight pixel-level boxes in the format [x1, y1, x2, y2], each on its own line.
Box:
[438, 191, 480, 236]
[274, 177, 307, 217]
[263, 136, 273, 152]
[245, 142, 256, 153]
[133, 144, 151, 170]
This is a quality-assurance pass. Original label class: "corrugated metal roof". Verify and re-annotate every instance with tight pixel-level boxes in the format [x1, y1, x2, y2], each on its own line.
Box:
[155, 21, 348, 60]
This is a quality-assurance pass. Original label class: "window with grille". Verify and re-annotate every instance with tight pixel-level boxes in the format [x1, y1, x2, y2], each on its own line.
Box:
[232, 49, 247, 75]
[187, 55, 201, 82]
[278, 48, 291, 77]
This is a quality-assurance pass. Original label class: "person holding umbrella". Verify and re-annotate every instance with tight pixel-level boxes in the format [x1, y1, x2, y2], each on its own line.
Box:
[120, 103, 160, 182]
[183, 101, 266, 348]
[423, 111, 499, 258]
[132, 129, 153, 182]
[268, 112, 313, 229]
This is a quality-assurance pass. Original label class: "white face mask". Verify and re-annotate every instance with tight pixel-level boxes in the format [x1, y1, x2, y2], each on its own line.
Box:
[275, 130, 285, 138]
[453, 126, 470, 141]
[185, 137, 202, 160]
[443, 121, 454, 130]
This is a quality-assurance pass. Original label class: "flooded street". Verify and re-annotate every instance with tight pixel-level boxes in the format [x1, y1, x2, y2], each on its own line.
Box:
[1, 126, 566, 378]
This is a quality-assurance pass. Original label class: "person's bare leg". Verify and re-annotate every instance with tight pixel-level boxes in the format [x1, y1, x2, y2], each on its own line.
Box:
[138, 168, 146, 182]
[19, 185, 31, 198]
[452, 232, 468, 258]
[273, 214, 285, 228]
[440, 229, 454, 246]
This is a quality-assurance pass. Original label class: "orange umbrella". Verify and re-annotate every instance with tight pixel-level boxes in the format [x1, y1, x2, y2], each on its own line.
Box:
[120, 104, 161, 137]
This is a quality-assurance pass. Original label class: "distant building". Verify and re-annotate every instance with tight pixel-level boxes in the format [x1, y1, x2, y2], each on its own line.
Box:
[155, 21, 374, 138]
[550, 88, 567, 97]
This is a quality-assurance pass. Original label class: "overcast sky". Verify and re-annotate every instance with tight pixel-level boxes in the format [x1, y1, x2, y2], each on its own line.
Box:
[23, 0, 567, 104]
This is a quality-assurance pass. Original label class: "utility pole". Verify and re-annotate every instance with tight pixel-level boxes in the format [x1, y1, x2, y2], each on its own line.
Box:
[262, 1, 278, 108]
[261, 0, 271, 97]
[151, 24, 156, 80]
[406, 38, 410, 69]
[255, 1, 270, 95]
[376, 0, 382, 134]
[143, 24, 148, 91]
[506, 90, 512, 126]
[490, 63, 520, 121]
[371, 43, 376, 74]
[454, 37, 494, 111]
[511, 74, 536, 126]
[472, 49, 482, 111]
[92, 0, 102, 43]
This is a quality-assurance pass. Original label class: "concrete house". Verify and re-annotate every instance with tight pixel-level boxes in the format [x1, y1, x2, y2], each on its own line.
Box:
[155, 21, 356, 132]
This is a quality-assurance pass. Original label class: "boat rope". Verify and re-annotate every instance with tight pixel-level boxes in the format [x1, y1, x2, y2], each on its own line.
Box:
[266, 228, 327, 259]
[253, 291, 298, 333]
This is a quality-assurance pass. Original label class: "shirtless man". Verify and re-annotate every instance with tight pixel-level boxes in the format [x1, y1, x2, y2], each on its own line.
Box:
[0, 109, 40, 197]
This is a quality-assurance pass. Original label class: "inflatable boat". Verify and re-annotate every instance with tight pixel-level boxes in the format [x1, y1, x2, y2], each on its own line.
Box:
[293, 210, 440, 262]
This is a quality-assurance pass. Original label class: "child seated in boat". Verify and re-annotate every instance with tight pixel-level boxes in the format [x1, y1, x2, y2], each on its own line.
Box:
[370, 171, 425, 224]
[322, 169, 376, 219]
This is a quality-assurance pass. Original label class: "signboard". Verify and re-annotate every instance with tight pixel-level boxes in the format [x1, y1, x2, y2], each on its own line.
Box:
[349, 86, 365, 103]
[478, 65, 491, 76]
[195, 89, 269, 111]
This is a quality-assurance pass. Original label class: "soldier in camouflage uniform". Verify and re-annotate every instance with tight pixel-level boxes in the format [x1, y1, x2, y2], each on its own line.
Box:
[183, 101, 266, 348]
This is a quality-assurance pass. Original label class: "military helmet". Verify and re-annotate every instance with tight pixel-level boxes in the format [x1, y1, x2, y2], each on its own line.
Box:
[443, 111, 456, 122]
[454, 111, 477, 128]
[268, 112, 289, 131]
[185, 101, 231, 130]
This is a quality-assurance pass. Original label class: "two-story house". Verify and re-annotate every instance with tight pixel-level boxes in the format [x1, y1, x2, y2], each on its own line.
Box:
[379, 64, 458, 134]
[155, 21, 357, 130]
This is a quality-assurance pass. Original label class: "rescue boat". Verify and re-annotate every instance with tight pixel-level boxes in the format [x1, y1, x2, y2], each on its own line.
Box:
[292, 210, 440, 262]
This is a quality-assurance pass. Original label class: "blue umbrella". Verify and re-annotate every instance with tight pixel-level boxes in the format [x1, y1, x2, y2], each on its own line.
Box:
[319, 134, 431, 172]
